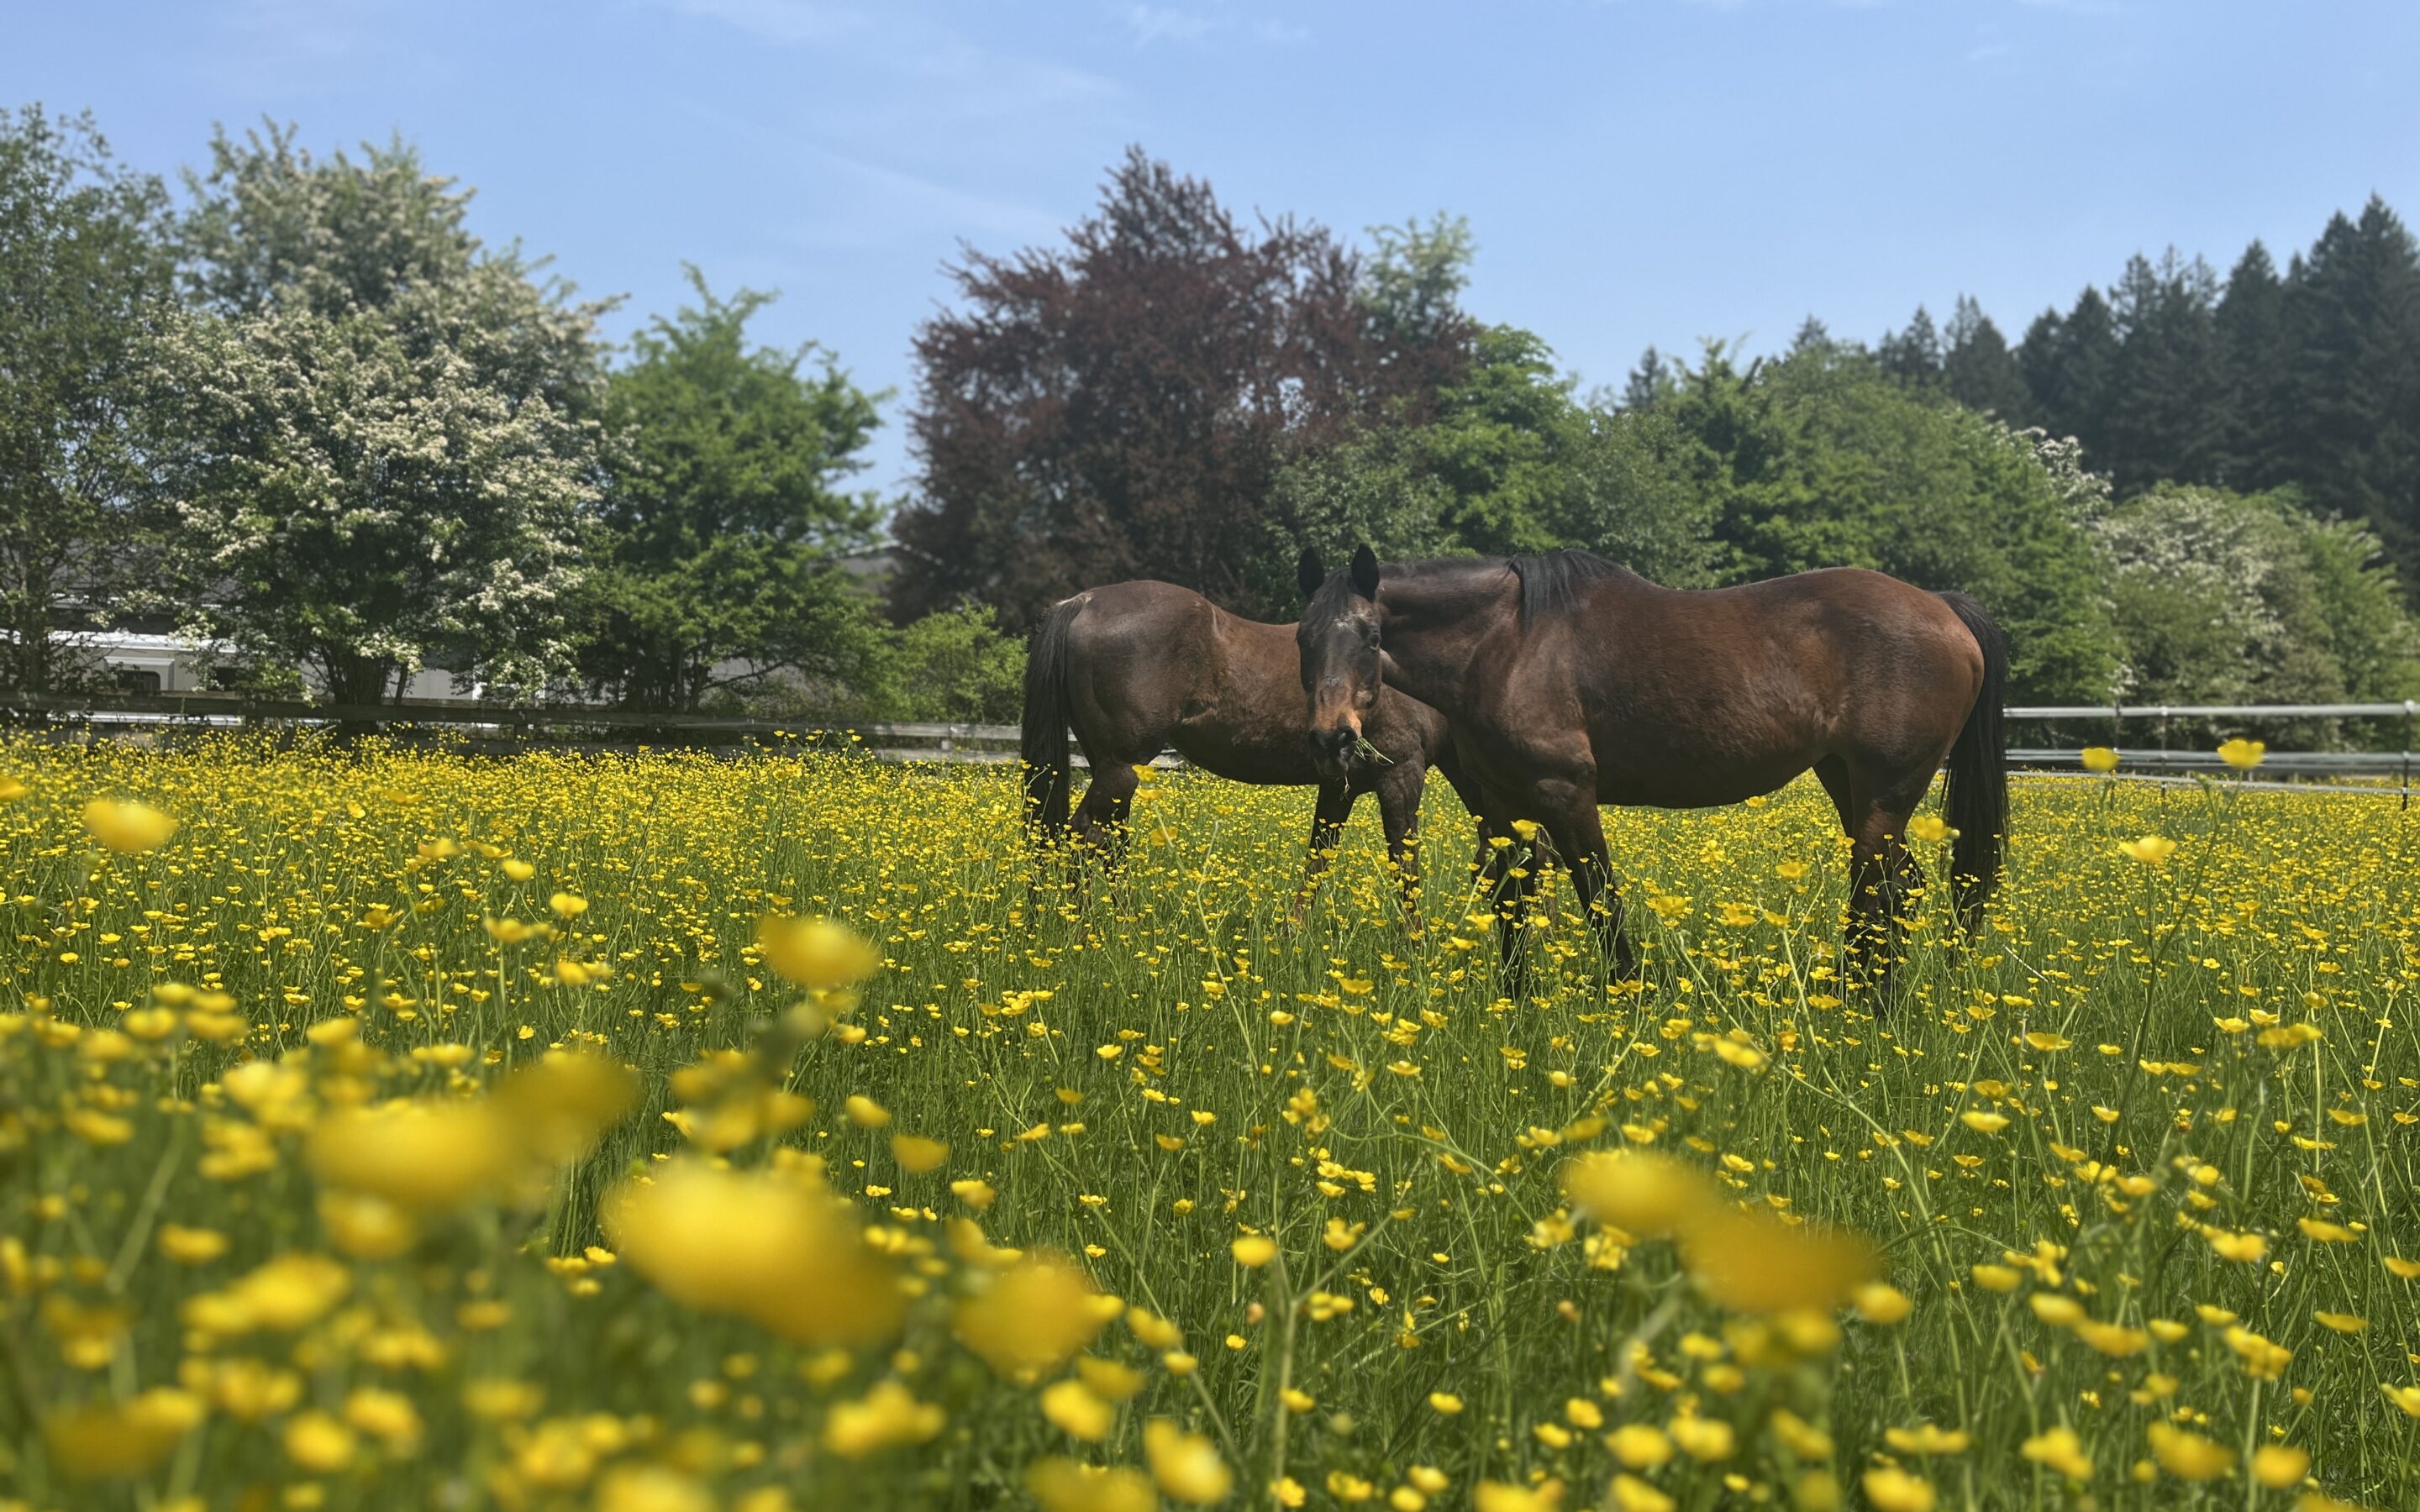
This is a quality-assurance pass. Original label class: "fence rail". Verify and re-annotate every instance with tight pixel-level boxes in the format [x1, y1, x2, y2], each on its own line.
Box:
[5, 690, 2416, 789]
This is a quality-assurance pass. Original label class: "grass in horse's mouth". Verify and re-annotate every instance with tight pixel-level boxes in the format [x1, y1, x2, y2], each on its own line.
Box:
[1350, 735, 1392, 766]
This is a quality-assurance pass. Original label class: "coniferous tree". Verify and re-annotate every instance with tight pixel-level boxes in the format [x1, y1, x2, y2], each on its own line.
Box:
[1789, 316, 1841, 358]
[2276, 198, 2420, 576]
[1876, 305, 1944, 391]
[1942, 295, 2030, 420]
[1622, 344, 1677, 411]
[2019, 286, 2121, 458]
[2215, 241, 2290, 491]
[2103, 249, 2224, 492]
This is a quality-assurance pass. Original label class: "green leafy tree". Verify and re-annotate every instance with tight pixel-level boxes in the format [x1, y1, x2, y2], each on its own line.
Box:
[0, 105, 172, 693]
[1660, 344, 2118, 701]
[870, 604, 1024, 723]
[150, 125, 608, 703]
[2091, 485, 2419, 740]
[1264, 326, 1719, 602]
[573, 270, 886, 712]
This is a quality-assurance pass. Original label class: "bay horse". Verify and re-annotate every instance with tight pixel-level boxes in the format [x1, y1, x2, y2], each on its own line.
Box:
[1294, 547, 2007, 995]
[1022, 580, 1479, 923]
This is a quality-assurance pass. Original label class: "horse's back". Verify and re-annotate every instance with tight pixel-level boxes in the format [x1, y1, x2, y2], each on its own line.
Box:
[1563, 567, 1985, 805]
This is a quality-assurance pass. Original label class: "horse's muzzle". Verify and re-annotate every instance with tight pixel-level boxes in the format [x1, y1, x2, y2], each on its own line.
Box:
[1309, 726, 1357, 778]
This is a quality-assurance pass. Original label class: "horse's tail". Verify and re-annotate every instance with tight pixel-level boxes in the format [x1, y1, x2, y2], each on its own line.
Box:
[1020, 596, 1082, 841]
[1939, 591, 2008, 934]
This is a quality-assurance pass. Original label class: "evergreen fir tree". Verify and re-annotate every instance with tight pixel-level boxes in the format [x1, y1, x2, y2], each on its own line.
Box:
[1790, 315, 1839, 357]
[2104, 249, 2223, 493]
[2214, 240, 2289, 491]
[1622, 345, 1677, 411]
[1942, 295, 2031, 421]
[1877, 304, 1944, 391]
[2279, 197, 2420, 578]
[2019, 286, 2120, 459]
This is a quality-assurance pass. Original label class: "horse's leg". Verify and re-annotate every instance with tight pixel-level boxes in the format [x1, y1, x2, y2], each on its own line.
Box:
[1532, 777, 1636, 979]
[1071, 760, 1139, 864]
[1286, 780, 1356, 929]
[1469, 794, 1536, 996]
[1838, 771, 1928, 1005]
[1374, 760, 1428, 929]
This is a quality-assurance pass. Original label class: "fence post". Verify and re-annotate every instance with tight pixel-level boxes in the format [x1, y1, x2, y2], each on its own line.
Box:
[2405, 701, 2415, 812]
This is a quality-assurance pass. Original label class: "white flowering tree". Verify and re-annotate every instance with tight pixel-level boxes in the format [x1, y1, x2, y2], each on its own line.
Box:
[149, 125, 608, 703]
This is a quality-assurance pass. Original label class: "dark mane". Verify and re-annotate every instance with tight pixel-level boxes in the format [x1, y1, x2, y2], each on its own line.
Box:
[1509, 550, 1625, 626]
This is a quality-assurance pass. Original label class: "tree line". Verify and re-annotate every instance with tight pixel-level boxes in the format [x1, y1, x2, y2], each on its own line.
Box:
[893, 152, 2420, 722]
[1, 107, 1016, 720]
[8, 103, 2418, 732]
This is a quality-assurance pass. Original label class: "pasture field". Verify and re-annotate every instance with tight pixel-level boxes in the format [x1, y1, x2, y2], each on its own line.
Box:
[1, 737, 2417, 1512]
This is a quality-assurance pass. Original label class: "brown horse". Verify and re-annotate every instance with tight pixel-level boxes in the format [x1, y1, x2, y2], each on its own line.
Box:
[1023, 579, 1477, 921]
[1295, 547, 2007, 994]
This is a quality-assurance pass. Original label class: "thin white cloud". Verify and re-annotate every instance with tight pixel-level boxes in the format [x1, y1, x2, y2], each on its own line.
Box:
[660, 0, 871, 45]
[802, 146, 1071, 249]
[1125, 4, 1216, 46]
[669, 99, 1069, 254]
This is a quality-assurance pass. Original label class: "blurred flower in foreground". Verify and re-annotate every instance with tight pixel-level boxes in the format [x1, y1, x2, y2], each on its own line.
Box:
[955, 1252, 1109, 1378]
[2118, 835, 2176, 865]
[823, 1380, 944, 1457]
[758, 914, 881, 989]
[83, 796, 178, 853]
[1562, 1149, 1879, 1315]
[2217, 738, 2266, 770]
[1559, 1151, 1717, 1240]
[1028, 1457, 1158, 1512]
[1144, 1419, 1234, 1504]
[606, 1160, 903, 1347]
[44, 1389, 203, 1478]
[2080, 746, 2120, 774]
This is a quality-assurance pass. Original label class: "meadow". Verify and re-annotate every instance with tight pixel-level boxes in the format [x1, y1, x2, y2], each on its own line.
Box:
[1, 735, 2415, 1512]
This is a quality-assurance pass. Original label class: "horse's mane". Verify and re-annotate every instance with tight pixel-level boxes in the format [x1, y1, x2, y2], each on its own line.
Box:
[1508, 550, 1625, 626]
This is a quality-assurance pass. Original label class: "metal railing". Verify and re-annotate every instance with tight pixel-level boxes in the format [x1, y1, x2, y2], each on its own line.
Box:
[7, 691, 2417, 790]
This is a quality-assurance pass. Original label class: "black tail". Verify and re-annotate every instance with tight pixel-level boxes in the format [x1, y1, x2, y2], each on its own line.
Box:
[1020, 596, 1082, 840]
[1939, 592, 2008, 934]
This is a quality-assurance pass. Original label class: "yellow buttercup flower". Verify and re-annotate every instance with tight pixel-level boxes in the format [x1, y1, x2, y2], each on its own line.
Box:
[757, 913, 881, 989]
[1027, 1458, 1158, 1512]
[82, 795, 177, 852]
[1039, 1379, 1114, 1441]
[953, 1253, 1106, 1378]
[2118, 835, 2176, 865]
[1861, 1467, 1935, 1512]
[2147, 1422, 2235, 1480]
[823, 1380, 944, 1457]
[2217, 738, 2266, 770]
[2079, 745, 2120, 773]
[2020, 1426, 2092, 1480]
[2251, 1444, 2310, 1488]
[1143, 1419, 1233, 1504]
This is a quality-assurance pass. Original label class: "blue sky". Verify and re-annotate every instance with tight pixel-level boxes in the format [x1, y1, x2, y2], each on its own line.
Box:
[9, 1, 2416, 499]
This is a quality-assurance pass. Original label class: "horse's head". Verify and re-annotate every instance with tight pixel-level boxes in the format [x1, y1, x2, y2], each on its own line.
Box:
[1294, 544, 1384, 779]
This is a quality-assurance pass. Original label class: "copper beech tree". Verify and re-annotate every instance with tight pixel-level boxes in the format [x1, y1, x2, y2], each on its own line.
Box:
[890, 147, 1470, 629]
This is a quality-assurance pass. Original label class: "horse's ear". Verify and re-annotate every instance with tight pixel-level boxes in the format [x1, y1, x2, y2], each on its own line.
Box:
[1349, 543, 1381, 601]
[1297, 548, 1326, 601]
